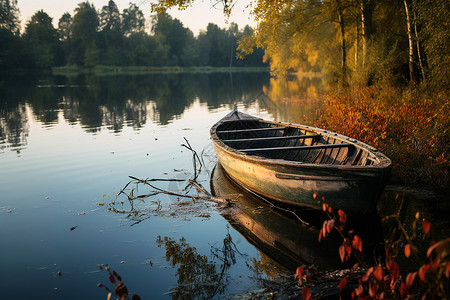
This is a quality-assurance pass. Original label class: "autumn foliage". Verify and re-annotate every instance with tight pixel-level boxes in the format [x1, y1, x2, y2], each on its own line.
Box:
[296, 203, 450, 299]
[316, 86, 450, 190]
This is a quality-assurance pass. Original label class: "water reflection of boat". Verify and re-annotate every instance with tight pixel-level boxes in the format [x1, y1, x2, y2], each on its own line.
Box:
[211, 163, 384, 271]
[211, 163, 344, 270]
[210, 111, 392, 215]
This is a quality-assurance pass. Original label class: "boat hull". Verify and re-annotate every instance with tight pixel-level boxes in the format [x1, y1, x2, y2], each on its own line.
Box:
[210, 111, 391, 215]
[214, 144, 385, 215]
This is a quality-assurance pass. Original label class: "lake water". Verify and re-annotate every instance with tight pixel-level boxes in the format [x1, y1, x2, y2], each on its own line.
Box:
[1, 72, 331, 299]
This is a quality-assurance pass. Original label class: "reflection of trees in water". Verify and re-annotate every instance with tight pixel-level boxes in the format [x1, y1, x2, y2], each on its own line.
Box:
[2, 72, 318, 151]
[0, 104, 29, 152]
[260, 74, 328, 124]
[0, 75, 32, 152]
[157, 229, 242, 298]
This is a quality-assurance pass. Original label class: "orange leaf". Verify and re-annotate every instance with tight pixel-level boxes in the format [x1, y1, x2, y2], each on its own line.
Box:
[302, 287, 311, 300]
[352, 235, 363, 252]
[404, 244, 411, 258]
[313, 192, 318, 200]
[406, 272, 416, 289]
[422, 220, 431, 234]
[373, 266, 383, 282]
[295, 267, 304, 285]
[445, 261, 450, 278]
[355, 285, 364, 297]
[318, 230, 323, 242]
[339, 245, 346, 263]
[339, 276, 347, 292]
[338, 209, 347, 225]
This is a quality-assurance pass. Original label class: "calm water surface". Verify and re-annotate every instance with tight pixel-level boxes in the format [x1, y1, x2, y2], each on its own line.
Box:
[0, 73, 329, 299]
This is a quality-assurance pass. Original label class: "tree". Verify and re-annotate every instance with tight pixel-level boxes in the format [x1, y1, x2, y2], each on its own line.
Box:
[99, 0, 124, 65]
[58, 12, 72, 41]
[152, 11, 195, 66]
[0, 0, 25, 69]
[122, 3, 145, 36]
[0, 0, 20, 34]
[71, 2, 99, 66]
[23, 10, 59, 68]
[99, 0, 121, 32]
[414, 0, 450, 90]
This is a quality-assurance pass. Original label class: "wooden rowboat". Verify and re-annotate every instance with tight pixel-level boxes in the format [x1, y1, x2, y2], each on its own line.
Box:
[210, 110, 392, 215]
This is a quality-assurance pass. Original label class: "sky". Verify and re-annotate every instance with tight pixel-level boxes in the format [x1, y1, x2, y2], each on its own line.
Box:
[17, 0, 256, 35]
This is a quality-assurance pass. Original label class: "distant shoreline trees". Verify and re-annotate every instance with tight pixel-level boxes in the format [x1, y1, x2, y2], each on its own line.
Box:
[0, 0, 267, 71]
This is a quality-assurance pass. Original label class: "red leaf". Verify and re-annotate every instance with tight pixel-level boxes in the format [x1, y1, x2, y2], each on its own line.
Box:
[400, 282, 407, 298]
[98, 265, 103, 270]
[326, 219, 335, 233]
[109, 275, 116, 284]
[115, 282, 128, 297]
[352, 235, 363, 252]
[318, 229, 323, 242]
[404, 244, 411, 258]
[338, 209, 347, 225]
[339, 276, 347, 292]
[373, 266, 383, 282]
[418, 266, 426, 282]
[389, 261, 400, 279]
[302, 287, 311, 300]
[406, 272, 416, 289]
[445, 261, 450, 278]
[339, 245, 346, 263]
[422, 220, 431, 234]
[113, 270, 122, 281]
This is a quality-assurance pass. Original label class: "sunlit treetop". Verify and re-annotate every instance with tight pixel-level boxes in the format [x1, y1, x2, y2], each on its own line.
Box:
[150, 0, 243, 17]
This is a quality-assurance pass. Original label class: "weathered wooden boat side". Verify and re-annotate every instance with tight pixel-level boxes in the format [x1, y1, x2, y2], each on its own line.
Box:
[210, 111, 392, 215]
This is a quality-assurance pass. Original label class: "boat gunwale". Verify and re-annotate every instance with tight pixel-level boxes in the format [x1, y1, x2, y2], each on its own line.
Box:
[210, 113, 392, 171]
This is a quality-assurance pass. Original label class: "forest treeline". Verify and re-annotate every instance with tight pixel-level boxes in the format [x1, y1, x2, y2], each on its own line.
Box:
[232, 0, 449, 90]
[0, 0, 267, 70]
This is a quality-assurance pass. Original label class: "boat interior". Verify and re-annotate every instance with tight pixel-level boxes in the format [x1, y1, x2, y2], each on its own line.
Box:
[215, 119, 376, 166]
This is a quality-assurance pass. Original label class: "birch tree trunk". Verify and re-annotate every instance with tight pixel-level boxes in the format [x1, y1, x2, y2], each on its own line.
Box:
[404, 0, 416, 82]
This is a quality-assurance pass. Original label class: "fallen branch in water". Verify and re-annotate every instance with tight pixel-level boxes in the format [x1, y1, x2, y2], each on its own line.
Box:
[106, 138, 237, 225]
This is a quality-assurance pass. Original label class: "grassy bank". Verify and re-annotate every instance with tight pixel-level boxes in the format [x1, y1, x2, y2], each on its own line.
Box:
[52, 65, 270, 76]
[316, 85, 449, 191]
